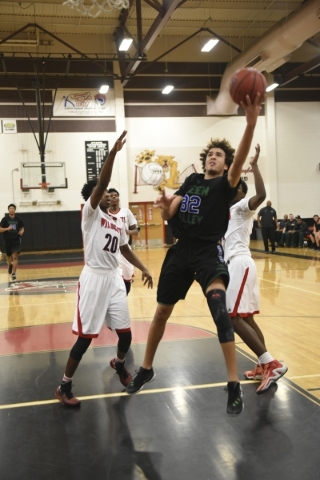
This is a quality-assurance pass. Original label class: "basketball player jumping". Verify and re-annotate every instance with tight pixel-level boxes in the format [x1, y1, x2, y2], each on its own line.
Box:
[55, 131, 153, 407]
[224, 144, 287, 393]
[126, 94, 264, 415]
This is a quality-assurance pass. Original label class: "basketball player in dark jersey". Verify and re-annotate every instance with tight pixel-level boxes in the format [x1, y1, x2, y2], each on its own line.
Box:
[126, 93, 264, 415]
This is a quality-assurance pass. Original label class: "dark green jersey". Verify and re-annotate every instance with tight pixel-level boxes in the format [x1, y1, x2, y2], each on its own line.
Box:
[0, 215, 24, 244]
[168, 173, 238, 245]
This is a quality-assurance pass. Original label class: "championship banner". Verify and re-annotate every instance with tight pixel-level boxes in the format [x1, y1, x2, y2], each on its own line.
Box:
[53, 89, 115, 117]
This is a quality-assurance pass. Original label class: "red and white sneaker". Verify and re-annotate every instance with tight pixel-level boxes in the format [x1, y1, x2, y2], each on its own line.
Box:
[110, 358, 132, 387]
[256, 360, 288, 395]
[55, 382, 81, 407]
[244, 364, 264, 380]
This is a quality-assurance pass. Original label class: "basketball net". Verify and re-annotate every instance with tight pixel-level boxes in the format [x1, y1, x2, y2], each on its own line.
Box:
[63, 0, 129, 17]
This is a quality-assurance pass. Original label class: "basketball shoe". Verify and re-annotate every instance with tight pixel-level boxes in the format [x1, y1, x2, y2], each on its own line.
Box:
[226, 382, 243, 415]
[110, 358, 132, 387]
[256, 360, 288, 395]
[244, 364, 264, 380]
[125, 367, 156, 394]
[55, 381, 81, 407]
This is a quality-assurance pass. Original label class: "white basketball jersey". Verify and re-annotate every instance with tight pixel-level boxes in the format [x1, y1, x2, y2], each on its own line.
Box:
[82, 199, 127, 270]
[108, 207, 136, 242]
[224, 197, 255, 262]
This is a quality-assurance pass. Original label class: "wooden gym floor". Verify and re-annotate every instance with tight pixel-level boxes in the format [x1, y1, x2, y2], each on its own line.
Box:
[0, 240, 319, 479]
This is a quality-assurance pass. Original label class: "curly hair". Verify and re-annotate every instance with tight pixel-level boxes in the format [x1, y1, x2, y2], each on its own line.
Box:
[239, 179, 248, 195]
[200, 138, 235, 173]
[81, 179, 98, 201]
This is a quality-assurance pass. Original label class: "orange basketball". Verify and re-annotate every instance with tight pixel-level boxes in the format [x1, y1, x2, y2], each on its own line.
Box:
[229, 68, 267, 105]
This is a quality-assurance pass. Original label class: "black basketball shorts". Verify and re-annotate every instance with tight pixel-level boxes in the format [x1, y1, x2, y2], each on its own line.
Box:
[157, 242, 229, 305]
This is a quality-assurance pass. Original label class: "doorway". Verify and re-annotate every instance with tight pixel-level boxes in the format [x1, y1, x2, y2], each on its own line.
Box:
[129, 202, 165, 247]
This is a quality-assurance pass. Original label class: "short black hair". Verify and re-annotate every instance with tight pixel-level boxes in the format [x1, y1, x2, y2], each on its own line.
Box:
[239, 179, 248, 195]
[108, 188, 119, 196]
[8, 203, 16, 210]
[81, 179, 98, 201]
[200, 138, 235, 173]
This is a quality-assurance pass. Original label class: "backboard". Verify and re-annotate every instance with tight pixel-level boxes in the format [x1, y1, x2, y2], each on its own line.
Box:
[20, 162, 68, 190]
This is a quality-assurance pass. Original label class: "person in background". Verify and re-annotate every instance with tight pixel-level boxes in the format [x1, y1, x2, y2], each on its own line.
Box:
[0, 204, 24, 281]
[108, 189, 139, 294]
[257, 201, 277, 253]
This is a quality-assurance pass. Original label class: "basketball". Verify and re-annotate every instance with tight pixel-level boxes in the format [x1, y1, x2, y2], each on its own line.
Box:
[229, 68, 267, 105]
[141, 162, 164, 186]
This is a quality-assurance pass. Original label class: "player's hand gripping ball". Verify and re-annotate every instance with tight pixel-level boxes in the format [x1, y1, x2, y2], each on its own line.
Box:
[229, 68, 267, 105]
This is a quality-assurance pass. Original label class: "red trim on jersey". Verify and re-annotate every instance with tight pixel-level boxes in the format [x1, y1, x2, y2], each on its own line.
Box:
[229, 267, 249, 317]
[115, 327, 131, 333]
[108, 208, 121, 215]
[238, 310, 260, 318]
[72, 330, 99, 338]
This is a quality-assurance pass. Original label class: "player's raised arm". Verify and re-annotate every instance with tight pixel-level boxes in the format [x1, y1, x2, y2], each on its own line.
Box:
[228, 94, 264, 188]
[154, 190, 182, 221]
[90, 131, 127, 209]
[247, 144, 266, 211]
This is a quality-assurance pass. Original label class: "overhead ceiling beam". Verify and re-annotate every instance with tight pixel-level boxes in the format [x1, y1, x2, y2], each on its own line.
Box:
[276, 54, 320, 86]
[121, 0, 182, 85]
[0, 23, 120, 79]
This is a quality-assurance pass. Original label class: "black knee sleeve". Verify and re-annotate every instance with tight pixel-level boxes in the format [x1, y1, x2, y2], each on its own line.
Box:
[70, 337, 92, 361]
[124, 280, 131, 295]
[206, 289, 235, 343]
[116, 329, 132, 354]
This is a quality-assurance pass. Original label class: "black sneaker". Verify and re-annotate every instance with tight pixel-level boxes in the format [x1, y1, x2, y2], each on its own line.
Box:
[227, 382, 243, 415]
[110, 358, 132, 387]
[11, 273, 16, 281]
[126, 367, 156, 394]
[8, 265, 12, 274]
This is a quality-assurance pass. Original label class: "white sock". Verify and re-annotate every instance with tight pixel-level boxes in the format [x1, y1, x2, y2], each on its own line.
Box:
[116, 357, 125, 363]
[62, 374, 73, 383]
[258, 352, 274, 365]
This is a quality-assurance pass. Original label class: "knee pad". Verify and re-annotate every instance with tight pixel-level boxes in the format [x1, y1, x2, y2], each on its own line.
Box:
[206, 289, 234, 343]
[70, 336, 92, 361]
[116, 329, 132, 354]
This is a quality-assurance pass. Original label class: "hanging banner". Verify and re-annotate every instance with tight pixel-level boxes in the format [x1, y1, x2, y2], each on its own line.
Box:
[53, 89, 115, 117]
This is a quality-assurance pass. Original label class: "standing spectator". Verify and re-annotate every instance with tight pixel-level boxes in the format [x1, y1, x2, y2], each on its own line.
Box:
[257, 201, 277, 253]
[0, 204, 24, 281]
[294, 216, 309, 248]
[275, 214, 288, 247]
[309, 215, 320, 251]
[285, 214, 297, 247]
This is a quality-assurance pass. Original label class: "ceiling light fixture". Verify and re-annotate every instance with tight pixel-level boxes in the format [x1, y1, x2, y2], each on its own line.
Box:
[266, 83, 279, 92]
[99, 85, 109, 94]
[201, 39, 219, 52]
[162, 85, 174, 94]
[119, 38, 133, 51]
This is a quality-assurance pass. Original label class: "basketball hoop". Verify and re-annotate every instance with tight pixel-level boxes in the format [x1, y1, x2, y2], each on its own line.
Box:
[39, 182, 50, 190]
[63, 0, 130, 17]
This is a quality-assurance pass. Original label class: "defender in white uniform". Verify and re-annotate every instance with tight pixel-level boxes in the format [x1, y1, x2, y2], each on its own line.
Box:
[55, 132, 153, 407]
[108, 189, 138, 294]
[225, 144, 287, 394]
